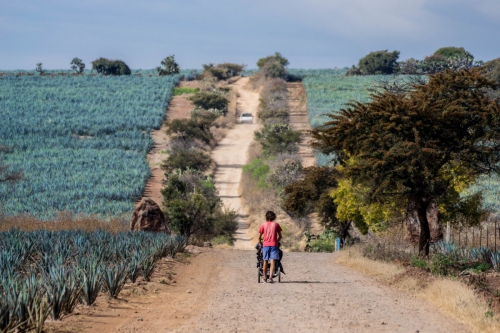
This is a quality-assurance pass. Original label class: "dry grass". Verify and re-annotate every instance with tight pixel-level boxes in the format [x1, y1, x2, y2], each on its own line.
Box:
[337, 246, 500, 333]
[0, 211, 129, 233]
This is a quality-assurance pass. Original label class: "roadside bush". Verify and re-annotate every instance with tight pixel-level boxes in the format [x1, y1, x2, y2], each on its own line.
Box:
[261, 60, 288, 79]
[309, 230, 337, 252]
[189, 92, 229, 113]
[212, 208, 238, 244]
[242, 158, 270, 188]
[166, 118, 213, 144]
[173, 86, 199, 96]
[162, 170, 222, 243]
[202, 63, 245, 80]
[258, 78, 289, 121]
[257, 52, 289, 69]
[161, 148, 211, 173]
[156, 55, 180, 76]
[358, 50, 400, 75]
[254, 123, 301, 156]
[267, 154, 303, 189]
[91, 58, 131, 75]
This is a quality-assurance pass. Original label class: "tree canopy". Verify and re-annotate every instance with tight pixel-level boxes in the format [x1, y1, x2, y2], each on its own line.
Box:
[312, 69, 500, 254]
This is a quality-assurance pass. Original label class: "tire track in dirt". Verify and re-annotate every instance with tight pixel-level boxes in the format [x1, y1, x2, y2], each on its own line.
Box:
[211, 77, 259, 250]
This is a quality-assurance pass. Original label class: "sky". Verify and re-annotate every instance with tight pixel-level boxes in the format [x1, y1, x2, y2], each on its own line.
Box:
[1, 0, 499, 70]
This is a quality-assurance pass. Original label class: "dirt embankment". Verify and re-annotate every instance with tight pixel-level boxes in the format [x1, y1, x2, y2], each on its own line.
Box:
[47, 249, 471, 333]
[287, 82, 315, 168]
[139, 81, 198, 207]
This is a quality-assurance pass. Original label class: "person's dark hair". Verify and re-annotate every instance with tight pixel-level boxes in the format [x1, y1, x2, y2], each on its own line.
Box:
[265, 211, 276, 221]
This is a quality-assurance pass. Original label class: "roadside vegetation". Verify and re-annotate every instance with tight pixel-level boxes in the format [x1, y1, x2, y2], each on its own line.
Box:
[160, 62, 245, 246]
[239, 53, 307, 249]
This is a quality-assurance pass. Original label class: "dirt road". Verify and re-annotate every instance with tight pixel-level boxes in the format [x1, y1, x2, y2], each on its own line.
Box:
[52, 249, 469, 333]
[211, 77, 259, 250]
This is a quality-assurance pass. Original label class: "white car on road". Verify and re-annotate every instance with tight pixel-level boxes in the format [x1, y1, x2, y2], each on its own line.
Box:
[238, 113, 253, 123]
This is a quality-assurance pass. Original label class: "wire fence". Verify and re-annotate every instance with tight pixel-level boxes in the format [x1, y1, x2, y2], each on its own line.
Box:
[446, 217, 500, 251]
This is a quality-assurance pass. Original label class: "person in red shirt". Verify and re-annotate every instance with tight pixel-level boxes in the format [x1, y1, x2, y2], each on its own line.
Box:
[258, 211, 282, 283]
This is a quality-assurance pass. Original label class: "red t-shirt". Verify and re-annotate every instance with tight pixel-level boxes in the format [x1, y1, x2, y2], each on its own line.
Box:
[259, 221, 282, 247]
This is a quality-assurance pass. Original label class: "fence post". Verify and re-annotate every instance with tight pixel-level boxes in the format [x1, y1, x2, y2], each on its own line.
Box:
[480, 227, 482, 247]
[335, 238, 341, 251]
[487, 224, 489, 249]
[446, 222, 450, 243]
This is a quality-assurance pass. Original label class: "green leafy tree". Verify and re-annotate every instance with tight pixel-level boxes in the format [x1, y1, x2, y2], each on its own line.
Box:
[201, 63, 244, 80]
[70, 58, 85, 74]
[257, 52, 289, 69]
[434, 46, 473, 60]
[91, 58, 131, 75]
[312, 69, 500, 255]
[35, 63, 44, 74]
[156, 55, 180, 76]
[358, 50, 400, 74]
[188, 92, 228, 112]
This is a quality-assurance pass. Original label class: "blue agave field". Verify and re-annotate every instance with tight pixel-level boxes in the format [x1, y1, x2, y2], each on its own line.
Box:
[0, 74, 181, 219]
[0, 229, 185, 331]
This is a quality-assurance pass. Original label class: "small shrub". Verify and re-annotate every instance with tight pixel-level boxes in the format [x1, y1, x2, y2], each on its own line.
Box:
[254, 123, 301, 156]
[166, 118, 213, 144]
[261, 60, 288, 79]
[91, 58, 131, 75]
[173, 87, 199, 96]
[429, 254, 455, 276]
[189, 92, 229, 113]
[257, 52, 289, 69]
[212, 208, 238, 244]
[161, 149, 211, 172]
[243, 158, 270, 188]
[411, 256, 428, 269]
[267, 154, 303, 189]
[202, 63, 245, 80]
[156, 55, 180, 76]
[358, 50, 400, 75]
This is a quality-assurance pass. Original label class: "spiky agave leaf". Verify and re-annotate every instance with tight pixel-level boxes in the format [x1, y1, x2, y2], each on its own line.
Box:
[101, 263, 128, 298]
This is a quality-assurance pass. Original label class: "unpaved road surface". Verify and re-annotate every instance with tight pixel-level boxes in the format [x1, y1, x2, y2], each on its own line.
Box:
[52, 249, 469, 333]
[212, 77, 259, 250]
[171, 250, 469, 333]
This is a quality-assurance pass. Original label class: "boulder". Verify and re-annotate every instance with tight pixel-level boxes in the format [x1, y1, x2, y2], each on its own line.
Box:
[130, 198, 170, 233]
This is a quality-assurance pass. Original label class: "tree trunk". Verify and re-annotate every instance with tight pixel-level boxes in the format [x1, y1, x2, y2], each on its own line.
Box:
[416, 199, 431, 255]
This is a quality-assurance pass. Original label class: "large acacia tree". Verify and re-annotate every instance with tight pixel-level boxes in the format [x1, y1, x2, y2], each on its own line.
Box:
[312, 69, 500, 254]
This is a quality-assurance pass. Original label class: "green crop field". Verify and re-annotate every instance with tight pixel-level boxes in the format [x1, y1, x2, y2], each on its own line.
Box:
[0, 74, 180, 219]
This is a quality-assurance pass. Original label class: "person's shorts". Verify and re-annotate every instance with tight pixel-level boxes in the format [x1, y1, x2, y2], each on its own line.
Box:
[262, 246, 280, 260]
